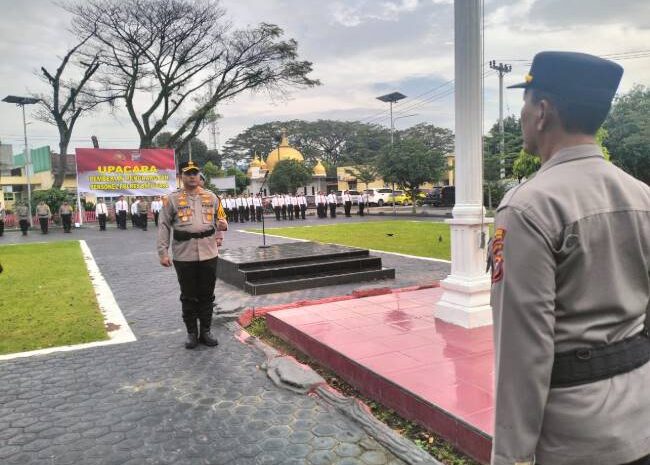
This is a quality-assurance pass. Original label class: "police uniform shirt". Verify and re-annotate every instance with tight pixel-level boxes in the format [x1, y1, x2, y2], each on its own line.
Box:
[115, 200, 128, 212]
[490, 145, 650, 465]
[297, 195, 307, 206]
[59, 204, 73, 215]
[96, 202, 108, 215]
[157, 187, 227, 262]
[278, 196, 285, 206]
[290, 195, 297, 205]
[36, 204, 51, 218]
[342, 193, 352, 203]
[284, 194, 292, 205]
[253, 196, 263, 207]
[151, 200, 162, 212]
[326, 193, 336, 204]
[246, 196, 253, 207]
[131, 201, 139, 215]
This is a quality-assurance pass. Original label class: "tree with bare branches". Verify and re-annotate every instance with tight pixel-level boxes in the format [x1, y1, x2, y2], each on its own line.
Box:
[33, 34, 109, 188]
[67, 0, 319, 150]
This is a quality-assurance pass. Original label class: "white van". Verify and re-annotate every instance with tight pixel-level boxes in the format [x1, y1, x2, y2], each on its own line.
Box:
[364, 188, 394, 206]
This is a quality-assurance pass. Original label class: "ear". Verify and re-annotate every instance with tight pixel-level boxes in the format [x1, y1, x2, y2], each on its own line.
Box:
[537, 98, 551, 132]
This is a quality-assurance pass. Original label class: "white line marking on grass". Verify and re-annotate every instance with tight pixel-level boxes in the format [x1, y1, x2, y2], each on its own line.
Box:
[239, 230, 451, 263]
[0, 240, 137, 361]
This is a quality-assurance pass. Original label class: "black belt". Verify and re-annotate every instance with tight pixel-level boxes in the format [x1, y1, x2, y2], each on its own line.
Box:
[551, 332, 650, 388]
[173, 227, 215, 242]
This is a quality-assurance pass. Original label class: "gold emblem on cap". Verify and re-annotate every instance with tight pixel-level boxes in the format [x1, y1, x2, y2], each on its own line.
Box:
[524, 73, 533, 83]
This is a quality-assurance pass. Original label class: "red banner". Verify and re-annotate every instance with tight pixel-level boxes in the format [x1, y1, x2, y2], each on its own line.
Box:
[75, 148, 176, 196]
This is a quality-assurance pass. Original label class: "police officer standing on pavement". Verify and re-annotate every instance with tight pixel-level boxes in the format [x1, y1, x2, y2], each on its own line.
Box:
[36, 200, 52, 234]
[490, 52, 650, 465]
[137, 196, 149, 231]
[157, 161, 228, 349]
[358, 191, 368, 216]
[151, 196, 163, 227]
[96, 198, 108, 231]
[292, 192, 300, 220]
[316, 191, 326, 219]
[327, 191, 337, 218]
[272, 194, 281, 221]
[59, 201, 73, 233]
[115, 195, 128, 229]
[342, 190, 352, 217]
[236, 194, 246, 223]
[16, 202, 30, 236]
[254, 193, 263, 222]
[297, 193, 307, 220]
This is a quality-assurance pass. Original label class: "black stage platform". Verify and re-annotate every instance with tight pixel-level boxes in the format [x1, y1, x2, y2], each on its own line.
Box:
[217, 242, 395, 295]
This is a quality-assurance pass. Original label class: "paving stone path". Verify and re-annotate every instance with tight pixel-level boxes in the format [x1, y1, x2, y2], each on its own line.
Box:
[0, 217, 450, 465]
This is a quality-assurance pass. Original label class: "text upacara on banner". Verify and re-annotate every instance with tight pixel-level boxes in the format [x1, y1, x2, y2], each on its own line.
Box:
[75, 148, 177, 196]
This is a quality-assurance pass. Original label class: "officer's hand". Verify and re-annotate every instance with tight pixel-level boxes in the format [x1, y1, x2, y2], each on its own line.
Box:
[216, 238, 223, 247]
[217, 219, 228, 231]
[160, 256, 172, 267]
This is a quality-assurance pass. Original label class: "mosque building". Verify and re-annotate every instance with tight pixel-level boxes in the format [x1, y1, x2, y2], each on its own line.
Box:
[247, 128, 329, 195]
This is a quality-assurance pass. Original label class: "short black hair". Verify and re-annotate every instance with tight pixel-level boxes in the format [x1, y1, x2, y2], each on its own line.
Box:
[529, 88, 609, 135]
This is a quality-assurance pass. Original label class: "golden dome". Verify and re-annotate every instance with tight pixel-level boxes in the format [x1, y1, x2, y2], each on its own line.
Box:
[264, 128, 304, 172]
[249, 154, 262, 168]
[313, 160, 326, 177]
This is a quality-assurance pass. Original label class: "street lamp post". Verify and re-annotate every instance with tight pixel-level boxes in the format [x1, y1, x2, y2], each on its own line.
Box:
[3, 95, 40, 227]
[377, 92, 407, 217]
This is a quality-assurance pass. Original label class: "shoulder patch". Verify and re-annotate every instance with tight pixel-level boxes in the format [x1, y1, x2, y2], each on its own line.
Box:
[490, 227, 506, 283]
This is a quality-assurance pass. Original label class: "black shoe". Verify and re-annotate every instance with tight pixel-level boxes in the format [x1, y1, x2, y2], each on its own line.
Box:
[199, 329, 219, 347]
[185, 333, 199, 349]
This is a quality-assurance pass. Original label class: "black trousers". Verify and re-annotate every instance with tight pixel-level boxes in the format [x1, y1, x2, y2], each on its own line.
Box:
[281, 205, 287, 220]
[359, 203, 365, 216]
[61, 214, 72, 232]
[294, 205, 300, 219]
[232, 207, 238, 223]
[153, 211, 159, 227]
[131, 213, 137, 228]
[173, 257, 218, 334]
[0, 220, 4, 236]
[98, 214, 107, 231]
[287, 204, 294, 220]
[244, 206, 250, 221]
[224, 208, 231, 222]
[39, 217, 49, 233]
[117, 210, 127, 229]
[344, 201, 352, 217]
[238, 206, 245, 222]
[140, 213, 147, 230]
[256, 206, 263, 222]
[249, 206, 255, 222]
[19, 219, 29, 235]
[300, 205, 306, 220]
[329, 203, 336, 218]
[317, 203, 324, 218]
[274, 207, 281, 220]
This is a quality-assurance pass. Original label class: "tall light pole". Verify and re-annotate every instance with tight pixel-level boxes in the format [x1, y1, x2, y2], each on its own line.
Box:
[3, 95, 40, 227]
[377, 92, 407, 216]
[435, 0, 493, 328]
[489, 60, 512, 179]
[377, 92, 407, 146]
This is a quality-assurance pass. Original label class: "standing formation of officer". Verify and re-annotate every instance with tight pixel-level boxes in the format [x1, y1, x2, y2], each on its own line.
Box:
[59, 201, 73, 233]
[157, 161, 227, 349]
[151, 196, 163, 227]
[115, 196, 128, 229]
[36, 200, 52, 234]
[96, 198, 108, 231]
[489, 51, 650, 465]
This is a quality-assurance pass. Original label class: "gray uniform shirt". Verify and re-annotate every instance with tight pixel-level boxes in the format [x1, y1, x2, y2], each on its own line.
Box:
[157, 188, 227, 262]
[490, 145, 650, 465]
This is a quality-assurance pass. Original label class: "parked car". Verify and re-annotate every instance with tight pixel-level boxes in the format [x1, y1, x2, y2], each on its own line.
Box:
[336, 190, 361, 205]
[364, 188, 394, 206]
[424, 186, 455, 207]
[390, 190, 408, 205]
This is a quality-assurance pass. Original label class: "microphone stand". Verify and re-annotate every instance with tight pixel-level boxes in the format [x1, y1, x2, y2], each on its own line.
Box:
[258, 172, 271, 249]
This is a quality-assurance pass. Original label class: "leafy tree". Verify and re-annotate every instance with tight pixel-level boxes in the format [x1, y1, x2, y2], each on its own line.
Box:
[33, 34, 110, 188]
[268, 160, 312, 194]
[604, 85, 650, 184]
[154, 132, 221, 167]
[225, 167, 249, 194]
[345, 165, 379, 190]
[376, 139, 445, 213]
[68, 0, 319, 149]
[512, 150, 541, 181]
[223, 120, 389, 167]
[398, 123, 454, 155]
[31, 189, 73, 218]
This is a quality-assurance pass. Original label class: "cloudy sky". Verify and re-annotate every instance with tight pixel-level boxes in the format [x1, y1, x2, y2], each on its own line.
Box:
[1, 0, 650, 155]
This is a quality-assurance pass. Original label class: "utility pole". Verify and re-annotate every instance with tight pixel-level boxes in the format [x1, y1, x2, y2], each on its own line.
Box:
[489, 60, 512, 179]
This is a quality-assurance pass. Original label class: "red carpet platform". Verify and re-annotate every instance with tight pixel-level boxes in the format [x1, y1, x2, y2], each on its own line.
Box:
[266, 287, 494, 464]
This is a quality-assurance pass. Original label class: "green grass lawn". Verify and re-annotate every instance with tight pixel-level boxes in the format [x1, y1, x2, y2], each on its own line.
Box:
[255, 220, 454, 260]
[0, 241, 108, 355]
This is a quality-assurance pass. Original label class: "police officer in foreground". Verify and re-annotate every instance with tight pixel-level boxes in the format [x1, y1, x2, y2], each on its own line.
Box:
[157, 161, 228, 349]
[16, 202, 30, 235]
[490, 52, 650, 465]
[36, 201, 52, 234]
